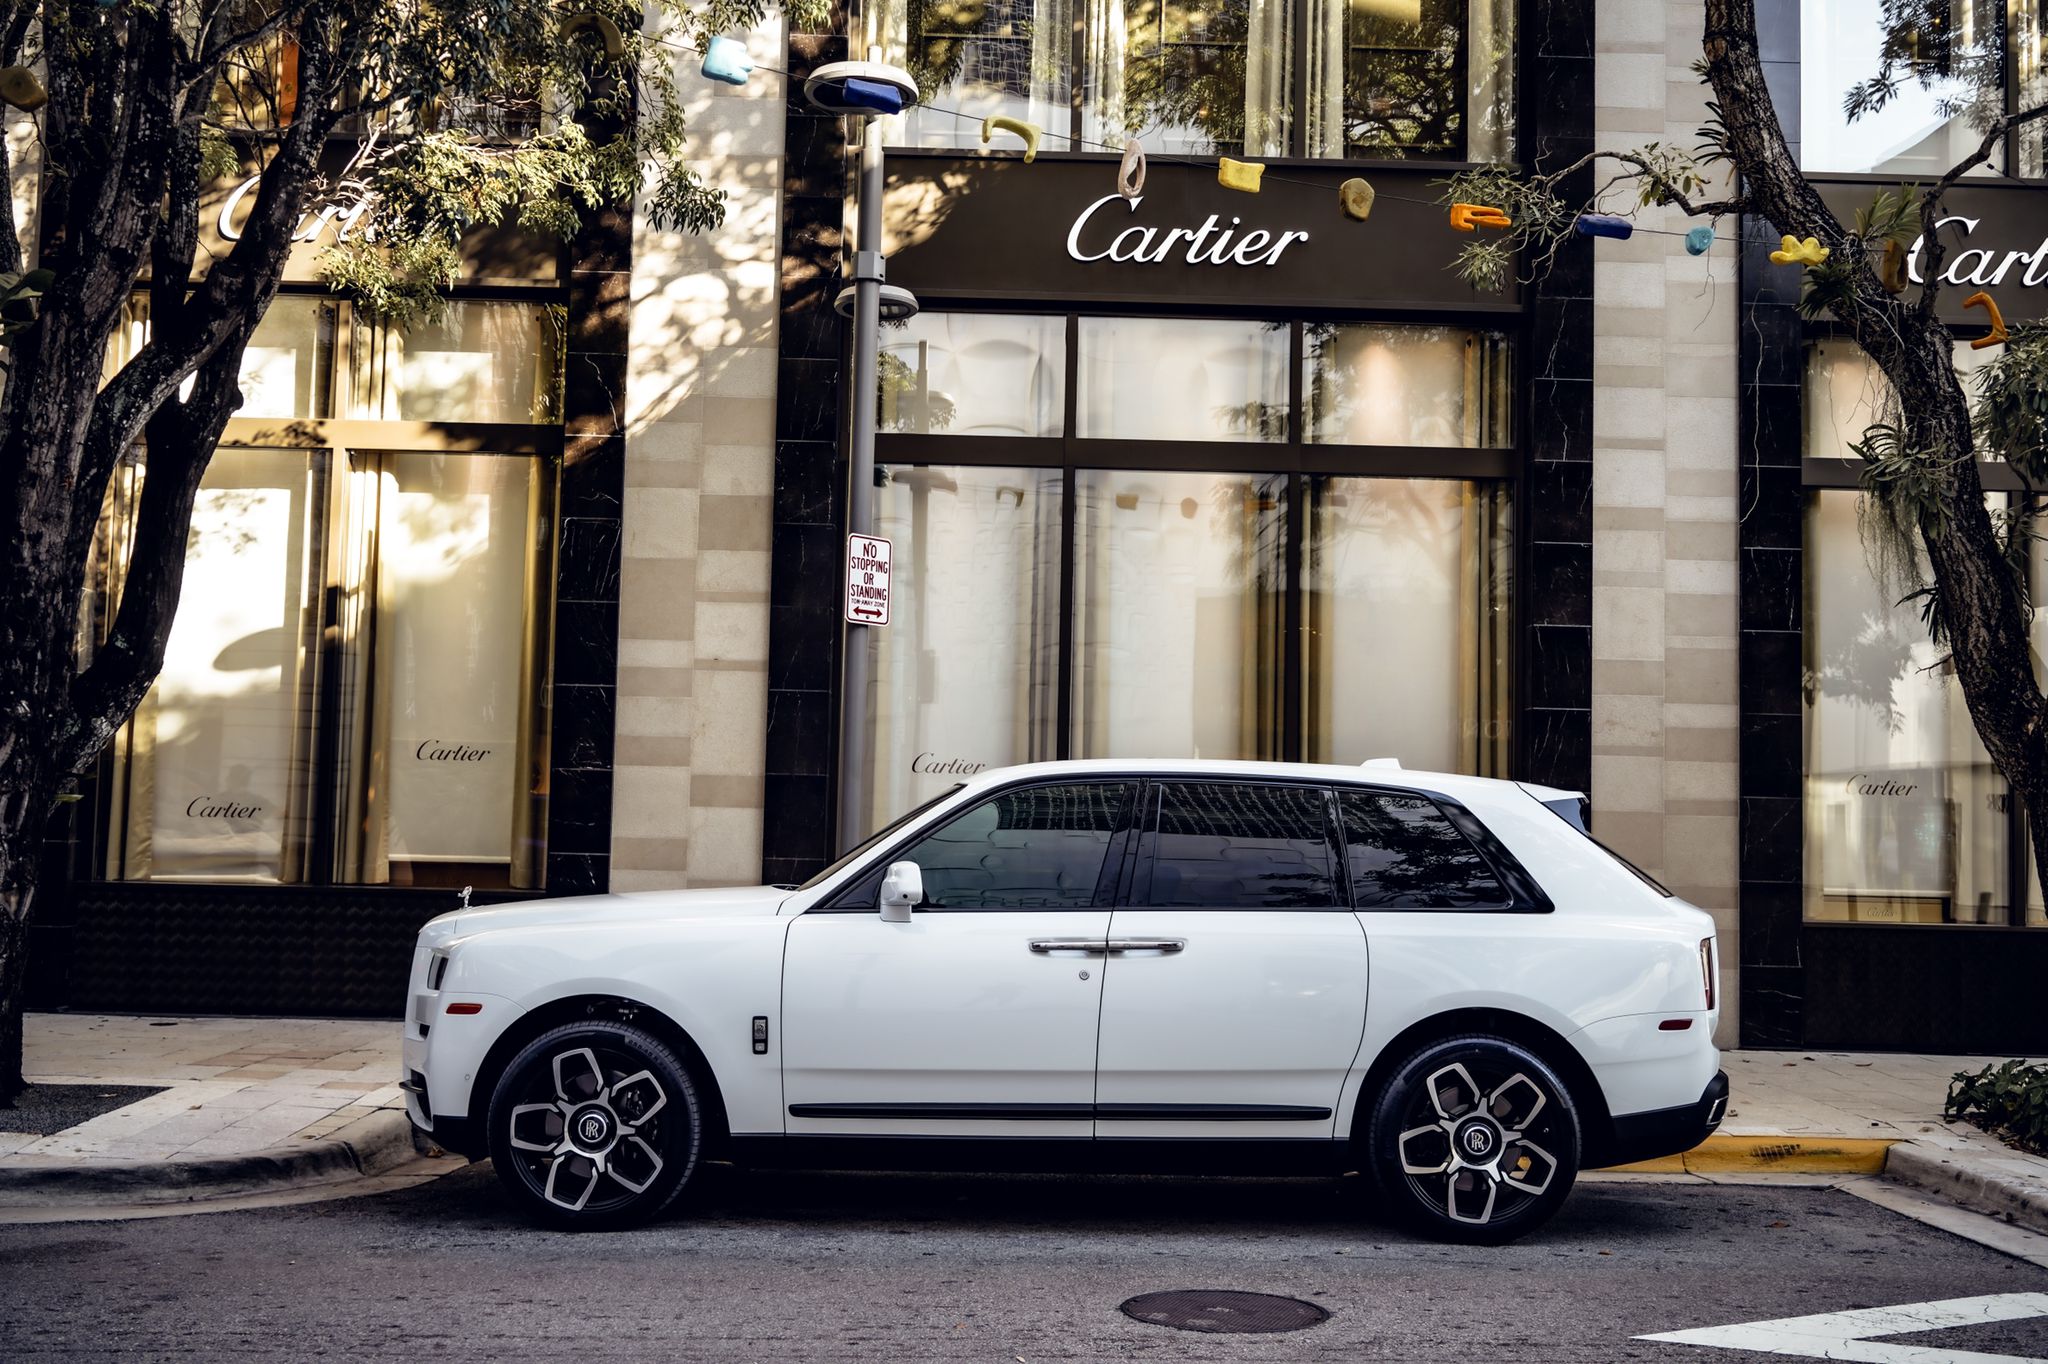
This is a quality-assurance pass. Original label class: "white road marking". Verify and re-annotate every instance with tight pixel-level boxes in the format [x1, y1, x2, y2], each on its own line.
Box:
[1638, 1292, 2048, 1362]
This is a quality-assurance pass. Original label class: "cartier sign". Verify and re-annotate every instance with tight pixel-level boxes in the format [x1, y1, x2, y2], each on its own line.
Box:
[885, 154, 1516, 312]
[1817, 177, 2048, 324]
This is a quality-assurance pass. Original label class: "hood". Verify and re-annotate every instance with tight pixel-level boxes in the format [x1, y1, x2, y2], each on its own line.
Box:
[422, 884, 792, 946]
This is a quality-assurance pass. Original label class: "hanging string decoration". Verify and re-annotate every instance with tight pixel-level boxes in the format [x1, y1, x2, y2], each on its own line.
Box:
[1574, 213, 1632, 239]
[1339, 178, 1376, 222]
[1769, 234, 1829, 267]
[1879, 239, 1909, 295]
[1685, 225, 1714, 256]
[1450, 203, 1510, 231]
[1964, 291, 2011, 349]
[1118, 139, 1147, 200]
[700, 35, 755, 85]
[1217, 157, 1265, 193]
[981, 115, 1042, 162]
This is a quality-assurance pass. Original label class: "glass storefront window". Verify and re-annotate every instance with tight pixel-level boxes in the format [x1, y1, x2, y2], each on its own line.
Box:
[862, 464, 1064, 830]
[1801, 0, 2006, 177]
[1072, 469, 1288, 758]
[350, 302, 564, 424]
[1803, 489, 2012, 924]
[1804, 338, 1994, 459]
[113, 295, 339, 419]
[1304, 477, 1510, 773]
[879, 313, 1066, 436]
[2023, 1, 2048, 176]
[882, 0, 1075, 150]
[1076, 317, 1288, 441]
[1305, 324, 1514, 447]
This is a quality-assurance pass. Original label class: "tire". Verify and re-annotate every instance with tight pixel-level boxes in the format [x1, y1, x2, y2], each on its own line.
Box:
[485, 1020, 704, 1231]
[1363, 1033, 1581, 1246]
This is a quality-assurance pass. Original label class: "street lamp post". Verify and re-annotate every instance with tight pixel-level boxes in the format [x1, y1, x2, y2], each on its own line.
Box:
[801, 58, 920, 855]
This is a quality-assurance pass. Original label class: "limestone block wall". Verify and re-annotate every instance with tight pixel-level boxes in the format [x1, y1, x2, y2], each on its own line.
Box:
[612, 20, 788, 890]
[1592, 1, 1743, 1043]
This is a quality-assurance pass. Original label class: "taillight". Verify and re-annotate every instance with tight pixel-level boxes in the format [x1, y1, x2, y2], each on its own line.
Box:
[1700, 937, 1716, 1010]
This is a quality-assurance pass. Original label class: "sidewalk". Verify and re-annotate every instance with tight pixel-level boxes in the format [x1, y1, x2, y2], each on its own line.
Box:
[0, 1012, 450, 1218]
[5, 1013, 2048, 1230]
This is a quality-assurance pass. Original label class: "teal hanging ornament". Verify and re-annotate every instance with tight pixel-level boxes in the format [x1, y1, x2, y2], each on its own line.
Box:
[701, 36, 754, 86]
[1684, 226, 1713, 256]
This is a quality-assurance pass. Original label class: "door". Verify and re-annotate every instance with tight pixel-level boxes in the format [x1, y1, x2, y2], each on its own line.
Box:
[1094, 781, 1370, 1140]
[781, 780, 1137, 1138]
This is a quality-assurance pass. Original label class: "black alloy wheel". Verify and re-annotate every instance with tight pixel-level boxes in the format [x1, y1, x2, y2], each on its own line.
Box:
[486, 1020, 703, 1230]
[1364, 1033, 1581, 1245]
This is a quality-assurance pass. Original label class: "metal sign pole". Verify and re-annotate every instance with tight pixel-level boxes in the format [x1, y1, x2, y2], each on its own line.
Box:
[837, 122, 885, 857]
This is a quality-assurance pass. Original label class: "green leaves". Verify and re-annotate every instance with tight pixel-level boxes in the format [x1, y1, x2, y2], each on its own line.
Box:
[0, 268, 56, 342]
[1947, 1059, 2048, 1154]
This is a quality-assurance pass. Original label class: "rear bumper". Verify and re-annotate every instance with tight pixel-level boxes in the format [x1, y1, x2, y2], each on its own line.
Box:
[1594, 1070, 1728, 1168]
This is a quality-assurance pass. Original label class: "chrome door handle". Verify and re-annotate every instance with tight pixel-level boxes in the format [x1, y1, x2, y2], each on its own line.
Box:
[1028, 937, 1109, 954]
[1104, 938, 1186, 954]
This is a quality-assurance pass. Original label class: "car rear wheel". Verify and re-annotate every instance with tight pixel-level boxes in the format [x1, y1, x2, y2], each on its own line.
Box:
[486, 1020, 702, 1230]
[1364, 1033, 1580, 1245]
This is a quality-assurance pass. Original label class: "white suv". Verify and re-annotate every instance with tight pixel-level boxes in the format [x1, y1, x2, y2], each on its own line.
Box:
[402, 760, 1724, 1244]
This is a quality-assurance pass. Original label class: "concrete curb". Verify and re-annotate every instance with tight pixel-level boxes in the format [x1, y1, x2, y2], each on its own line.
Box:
[1885, 1139, 2048, 1239]
[1605, 1133, 1896, 1176]
[0, 1108, 420, 1210]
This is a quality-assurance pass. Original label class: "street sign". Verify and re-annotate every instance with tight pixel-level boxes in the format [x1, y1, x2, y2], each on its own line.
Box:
[1638, 1292, 2048, 1361]
[845, 533, 892, 626]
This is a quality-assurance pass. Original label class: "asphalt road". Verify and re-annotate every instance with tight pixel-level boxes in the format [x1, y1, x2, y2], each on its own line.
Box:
[2, 1165, 2047, 1362]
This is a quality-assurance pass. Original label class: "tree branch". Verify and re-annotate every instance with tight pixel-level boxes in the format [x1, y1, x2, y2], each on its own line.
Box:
[1552, 148, 1751, 220]
[1915, 100, 2048, 317]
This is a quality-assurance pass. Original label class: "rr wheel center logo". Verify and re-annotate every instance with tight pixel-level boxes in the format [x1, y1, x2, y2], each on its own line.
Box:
[1459, 1122, 1498, 1158]
[567, 1105, 616, 1150]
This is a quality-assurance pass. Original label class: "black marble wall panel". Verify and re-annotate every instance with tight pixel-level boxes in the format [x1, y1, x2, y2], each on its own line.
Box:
[762, 29, 850, 886]
[1737, 0, 1808, 1044]
[1518, 0, 1595, 796]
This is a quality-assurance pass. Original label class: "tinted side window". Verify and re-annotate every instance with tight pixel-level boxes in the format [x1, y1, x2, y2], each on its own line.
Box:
[898, 783, 1129, 909]
[1341, 791, 1509, 909]
[1144, 783, 1338, 908]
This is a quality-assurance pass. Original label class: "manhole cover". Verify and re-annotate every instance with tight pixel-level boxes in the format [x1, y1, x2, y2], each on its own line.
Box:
[1119, 1289, 1330, 1334]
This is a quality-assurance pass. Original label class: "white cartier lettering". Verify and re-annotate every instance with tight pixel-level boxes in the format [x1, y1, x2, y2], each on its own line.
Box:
[217, 174, 371, 246]
[912, 752, 988, 775]
[1065, 194, 1308, 268]
[1847, 773, 1919, 797]
[1907, 215, 2048, 288]
[416, 739, 494, 762]
[186, 796, 261, 819]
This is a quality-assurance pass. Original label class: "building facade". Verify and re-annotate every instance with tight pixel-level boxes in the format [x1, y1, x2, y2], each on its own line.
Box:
[28, 0, 2048, 1056]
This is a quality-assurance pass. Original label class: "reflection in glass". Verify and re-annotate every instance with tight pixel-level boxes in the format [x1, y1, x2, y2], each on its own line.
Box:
[1076, 317, 1288, 441]
[879, 313, 1066, 436]
[1305, 324, 1514, 447]
[2023, 1, 2047, 175]
[1341, 790, 1508, 908]
[1804, 339, 1994, 459]
[113, 295, 338, 420]
[1145, 782, 1338, 907]
[878, 0, 1074, 149]
[865, 465, 1064, 827]
[899, 784, 1128, 907]
[1305, 477, 1511, 774]
[104, 449, 322, 882]
[1073, 469, 1287, 759]
[1804, 490, 2010, 923]
[352, 302, 564, 424]
[332, 452, 553, 887]
[1315, 0, 1515, 161]
[1090, 0, 1292, 156]
[1800, 0, 2005, 176]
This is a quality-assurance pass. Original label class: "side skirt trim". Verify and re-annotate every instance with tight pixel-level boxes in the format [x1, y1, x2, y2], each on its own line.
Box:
[786, 1102, 1333, 1122]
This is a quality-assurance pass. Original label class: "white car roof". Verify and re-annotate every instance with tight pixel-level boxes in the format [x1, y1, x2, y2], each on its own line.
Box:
[945, 758, 1550, 805]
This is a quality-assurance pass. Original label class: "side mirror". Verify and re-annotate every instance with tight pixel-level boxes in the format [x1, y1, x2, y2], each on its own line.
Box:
[879, 861, 924, 923]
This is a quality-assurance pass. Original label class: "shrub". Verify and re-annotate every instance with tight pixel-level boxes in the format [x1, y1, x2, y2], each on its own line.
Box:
[1945, 1059, 2048, 1154]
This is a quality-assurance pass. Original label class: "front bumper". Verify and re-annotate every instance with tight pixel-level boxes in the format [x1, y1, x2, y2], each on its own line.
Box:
[1595, 1070, 1728, 1168]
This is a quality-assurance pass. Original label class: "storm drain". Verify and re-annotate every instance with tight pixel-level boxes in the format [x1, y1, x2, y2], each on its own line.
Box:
[1119, 1290, 1330, 1334]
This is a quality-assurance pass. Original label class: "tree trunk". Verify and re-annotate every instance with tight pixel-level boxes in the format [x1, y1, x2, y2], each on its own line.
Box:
[0, 711, 54, 1106]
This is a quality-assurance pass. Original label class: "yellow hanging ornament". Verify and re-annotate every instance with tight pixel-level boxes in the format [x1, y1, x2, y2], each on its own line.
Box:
[1217, 157, 1265, 193]
[980, 115, 1042, 162]
[1964, 291, 2010, 349]
[1878, 239, 1909, 295]
[1770, 234, 1829, 267]
[1339, 178, 1375, 221]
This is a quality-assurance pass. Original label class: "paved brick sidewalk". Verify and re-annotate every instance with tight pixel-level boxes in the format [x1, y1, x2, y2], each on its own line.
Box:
[1, 1013, 401, 1166]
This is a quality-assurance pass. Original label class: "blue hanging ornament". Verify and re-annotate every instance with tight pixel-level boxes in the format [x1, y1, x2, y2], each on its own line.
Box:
[1684, 226, 1714, 256]
[701, 36, 754, 86]
[838, 77, 908, 115]
[1574, 213, 1633, 240]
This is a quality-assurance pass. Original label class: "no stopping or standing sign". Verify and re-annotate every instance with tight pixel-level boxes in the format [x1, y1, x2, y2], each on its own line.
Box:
[845, 534, 892, 626]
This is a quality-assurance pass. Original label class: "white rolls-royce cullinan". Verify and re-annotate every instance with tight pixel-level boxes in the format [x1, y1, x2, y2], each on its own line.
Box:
[401, 759, 1725, 1244]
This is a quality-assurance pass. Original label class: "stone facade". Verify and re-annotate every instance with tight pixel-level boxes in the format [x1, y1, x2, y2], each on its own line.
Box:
[612, 19, 789, 891]
[1592, 1, 1743, 1044]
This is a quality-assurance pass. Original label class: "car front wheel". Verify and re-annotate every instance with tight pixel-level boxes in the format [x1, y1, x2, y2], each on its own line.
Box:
[1364, 1033, 1580, 1245]
[486, 1020, 703, 1230]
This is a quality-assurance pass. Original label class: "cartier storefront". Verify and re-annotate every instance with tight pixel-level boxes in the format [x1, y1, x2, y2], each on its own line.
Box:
[30, 162, 629, 1016]
[762, 0, 1600, 883]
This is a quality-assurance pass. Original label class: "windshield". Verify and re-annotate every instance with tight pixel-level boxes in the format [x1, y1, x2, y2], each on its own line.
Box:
[795, 784, 966, 891]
